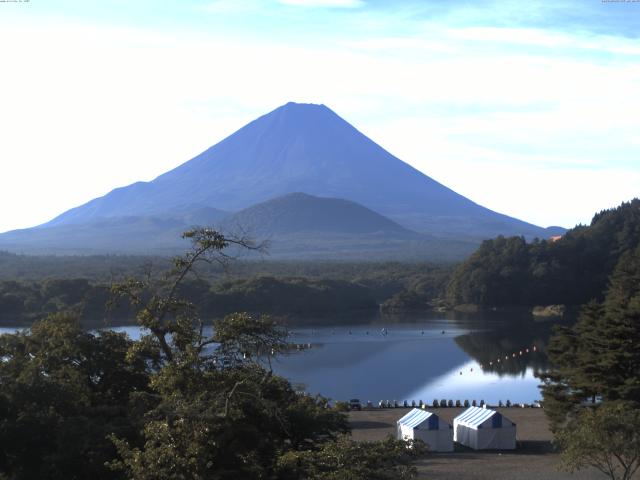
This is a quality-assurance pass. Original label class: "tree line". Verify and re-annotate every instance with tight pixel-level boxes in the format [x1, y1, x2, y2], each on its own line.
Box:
[445, 199, 640, 307]
[0, 266, 458, 327]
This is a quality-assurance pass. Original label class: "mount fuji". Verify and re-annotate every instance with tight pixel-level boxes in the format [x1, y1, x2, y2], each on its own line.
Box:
[0, 102, 563, 258]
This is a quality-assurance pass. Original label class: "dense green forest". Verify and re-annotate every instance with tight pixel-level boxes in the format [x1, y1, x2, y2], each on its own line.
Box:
[0, 251, 448, 283]
[445, 199, 640, 307]
[0, 276, 376, 327]
[0, 254, 454, 326]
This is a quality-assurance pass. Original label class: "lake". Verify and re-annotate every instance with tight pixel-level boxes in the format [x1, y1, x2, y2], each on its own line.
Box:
[0, 312, 554, 405]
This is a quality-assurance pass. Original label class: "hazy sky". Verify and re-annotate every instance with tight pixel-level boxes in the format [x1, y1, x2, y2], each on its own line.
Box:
[1, 0, 639, 233]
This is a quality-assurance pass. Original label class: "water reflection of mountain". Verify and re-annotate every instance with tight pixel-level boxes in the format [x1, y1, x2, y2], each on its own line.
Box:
[272, 333, 470, 401]
[454, 322, 551, 377]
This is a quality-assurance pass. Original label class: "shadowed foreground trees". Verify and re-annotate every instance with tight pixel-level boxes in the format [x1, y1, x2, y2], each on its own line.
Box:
[540, 245, 640, 480]
[557, 402, 640, 480]
[0, 229, 424, 479]
[0, 313, 152, 479]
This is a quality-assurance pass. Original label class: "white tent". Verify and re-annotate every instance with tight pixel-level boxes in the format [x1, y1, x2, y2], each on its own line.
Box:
[397, 408, 454, 452]
[453, 406, 516, 450]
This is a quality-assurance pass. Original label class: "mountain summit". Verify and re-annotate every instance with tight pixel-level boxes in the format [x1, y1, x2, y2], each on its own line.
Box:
[1, 102, 561, 257]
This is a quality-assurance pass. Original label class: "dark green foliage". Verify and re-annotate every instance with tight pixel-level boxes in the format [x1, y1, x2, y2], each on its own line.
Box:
[0, 276, 378, 327]
[0, 261, 454, 327]
[205, 276, 378, 317]
[540, 245, 640, 432]
[0, 278, 132, 327]
[276, 435, 425, 480]
[557, 401, 640, 480]
[446, 199, 640, 307]
[540, 243, 640, 479]
[380, 268, 451, 312]
[0, 313, 152, 479]
[109, 352, 350, 479]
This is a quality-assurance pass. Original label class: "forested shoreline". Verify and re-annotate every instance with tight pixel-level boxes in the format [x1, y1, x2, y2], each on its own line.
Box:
[2, 200, 639, 328]
[0, 266, 454, 327]
[444, 200, 640, 308]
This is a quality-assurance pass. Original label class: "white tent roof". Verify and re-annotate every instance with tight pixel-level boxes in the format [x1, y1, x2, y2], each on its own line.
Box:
[398, 409, 433, 429]
[398, 408, 450, 430]
[454, 406, 513, 429]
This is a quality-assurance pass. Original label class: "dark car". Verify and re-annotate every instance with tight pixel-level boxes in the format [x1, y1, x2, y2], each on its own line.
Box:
[349, 399, 362, 411]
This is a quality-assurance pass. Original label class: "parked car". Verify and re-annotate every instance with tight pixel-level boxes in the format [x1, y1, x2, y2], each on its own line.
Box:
[349, 398, 362, 411]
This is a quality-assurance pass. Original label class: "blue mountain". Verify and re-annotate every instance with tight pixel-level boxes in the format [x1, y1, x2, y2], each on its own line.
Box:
[0, 102, 563, 257]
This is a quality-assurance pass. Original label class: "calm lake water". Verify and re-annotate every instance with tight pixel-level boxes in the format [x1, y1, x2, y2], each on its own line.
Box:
[0, 312, 554, 404]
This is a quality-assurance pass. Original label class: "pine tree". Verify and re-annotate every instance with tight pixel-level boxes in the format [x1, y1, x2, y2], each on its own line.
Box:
[540, 245, 640, 479]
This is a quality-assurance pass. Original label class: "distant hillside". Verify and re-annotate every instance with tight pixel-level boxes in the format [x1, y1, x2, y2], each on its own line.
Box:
[219, 194, 479, 261]
[222, 193, 416, 236]
[0, 192, 478, 260]
[0, 207, 228, 255]
[445, 199, 640, 307]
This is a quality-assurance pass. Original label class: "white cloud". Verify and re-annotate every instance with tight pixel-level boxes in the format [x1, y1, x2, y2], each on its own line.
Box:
[448, 26, 640, 57]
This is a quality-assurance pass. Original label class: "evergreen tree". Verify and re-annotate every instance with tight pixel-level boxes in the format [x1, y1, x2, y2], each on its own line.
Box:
[540, 245, 640, 479]
[446, 199, 640, 307]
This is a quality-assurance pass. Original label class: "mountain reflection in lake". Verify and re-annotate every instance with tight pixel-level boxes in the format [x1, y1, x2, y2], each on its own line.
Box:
[0, 312, 555, 404]
[274, 313, 553, 404]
